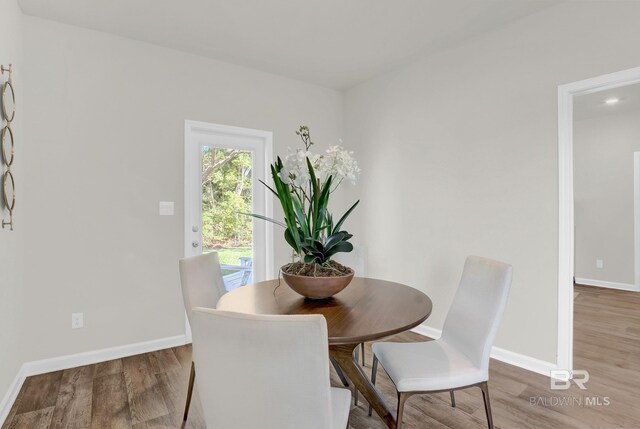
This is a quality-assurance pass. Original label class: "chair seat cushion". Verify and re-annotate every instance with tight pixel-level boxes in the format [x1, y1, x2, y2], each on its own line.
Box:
[330, 387, 351, 429]
[372, 340, 488, 392]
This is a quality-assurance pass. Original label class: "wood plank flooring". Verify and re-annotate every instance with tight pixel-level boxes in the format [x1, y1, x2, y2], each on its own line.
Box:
[3, 283, 640, 428]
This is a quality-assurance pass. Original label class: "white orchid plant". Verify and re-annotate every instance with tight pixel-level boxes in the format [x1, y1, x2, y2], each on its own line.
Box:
[250, 126, 360, 266]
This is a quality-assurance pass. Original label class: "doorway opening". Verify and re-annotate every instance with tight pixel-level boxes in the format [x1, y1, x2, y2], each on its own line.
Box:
[573, 87, 640, 293]
[557, 66, 640, 371]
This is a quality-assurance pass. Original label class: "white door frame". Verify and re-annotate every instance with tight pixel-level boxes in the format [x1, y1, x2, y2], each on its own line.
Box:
[635, 152, 640, 291]
[557, 66, 640, 372]
[184, 120, 274, 338]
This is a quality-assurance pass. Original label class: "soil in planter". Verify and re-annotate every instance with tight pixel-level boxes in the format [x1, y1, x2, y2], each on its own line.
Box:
[282, 260, 353, 277]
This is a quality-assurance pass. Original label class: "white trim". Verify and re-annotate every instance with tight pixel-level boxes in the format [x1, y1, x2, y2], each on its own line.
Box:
[558, 82, 575, 372]
[557, 66, 640, 374]
[574, 277, 639, 292]
[22, 335, 188, 376]
[635, 152, 640, 289]
[489, 347, 558, 377]
[411, 323, 442, 340]
[0, 334, 188, 426]
[411, 324, 557, 378]
[0, 366, 26, 426]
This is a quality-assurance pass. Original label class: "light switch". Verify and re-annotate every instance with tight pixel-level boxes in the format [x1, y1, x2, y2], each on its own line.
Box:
[159, 201, 174, 216]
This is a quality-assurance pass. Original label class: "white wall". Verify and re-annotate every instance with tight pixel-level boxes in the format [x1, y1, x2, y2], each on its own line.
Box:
[9, 0, 640, 389]
[344, 1, 640, 363]
[0, 0, 23, 409]
[21, 16, 344, 362]
[574, 105, 640, 286]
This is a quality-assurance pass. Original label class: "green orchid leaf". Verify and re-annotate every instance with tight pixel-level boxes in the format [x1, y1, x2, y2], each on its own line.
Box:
[306, 157, 323, 238]
[259, 179, 279, 197]
[333, 200, 360, 235]
[300, 243, 316, 253]
[307, 157, 319, 196]
[304, 254, 319, 264]
[240, 212, 287, 228]
[318, 175, 332, 210]
[325, 241, 354, 258]
[284, 228, 301, 253]
[341, 233, 354, 242]
[291, 195, 311, 237]
[324, 231, 347, 251]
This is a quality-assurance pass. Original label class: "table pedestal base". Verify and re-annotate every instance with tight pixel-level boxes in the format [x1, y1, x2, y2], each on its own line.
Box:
[329, 343, 396, 429]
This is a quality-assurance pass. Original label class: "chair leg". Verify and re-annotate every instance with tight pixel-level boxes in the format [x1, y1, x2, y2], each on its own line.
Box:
[350, 348, 360, 406]
[450, 390, 456, 407]
[479, 382, 494, 429]
[368, 354, 379, 416]
[183, 361, 196, 421]
[396, 392, 409, 429]
[360, 342, 366, 366]
[331, 357, 350, 387]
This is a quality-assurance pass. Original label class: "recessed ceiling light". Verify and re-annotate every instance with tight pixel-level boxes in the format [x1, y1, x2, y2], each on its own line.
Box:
[604, 98, 620, 105]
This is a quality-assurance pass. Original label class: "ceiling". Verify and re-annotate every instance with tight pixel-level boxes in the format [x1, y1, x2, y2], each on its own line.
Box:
[19, 0, 560, 90]
[574, 82, 640, 121]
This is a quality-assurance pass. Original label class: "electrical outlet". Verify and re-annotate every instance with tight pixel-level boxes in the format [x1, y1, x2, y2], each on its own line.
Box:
[596, 259, 604, 269]
[72, 312, 84, 329]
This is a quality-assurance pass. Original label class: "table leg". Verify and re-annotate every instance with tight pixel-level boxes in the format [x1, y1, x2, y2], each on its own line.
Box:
[329, 343, 396, 429]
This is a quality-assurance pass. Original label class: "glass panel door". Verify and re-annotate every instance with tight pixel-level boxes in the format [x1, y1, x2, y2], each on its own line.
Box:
[184, 121, 273, 291]
[201, 146, 253, 291]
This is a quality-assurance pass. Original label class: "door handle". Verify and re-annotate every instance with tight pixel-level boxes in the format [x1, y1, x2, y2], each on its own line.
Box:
[192, 241, 199, 248]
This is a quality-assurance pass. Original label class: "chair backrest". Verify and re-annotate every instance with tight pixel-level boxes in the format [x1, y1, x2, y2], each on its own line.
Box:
[441, 256, 513, 371]
[191, 308, 334, 429]
[179, 252, 227, 323]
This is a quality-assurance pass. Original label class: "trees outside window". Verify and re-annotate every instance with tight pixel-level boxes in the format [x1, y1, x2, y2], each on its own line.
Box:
[201, 147, 252, 252]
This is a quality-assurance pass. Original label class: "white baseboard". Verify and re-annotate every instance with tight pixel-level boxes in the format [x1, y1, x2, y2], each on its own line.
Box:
[574, 277, 639, 292]
[0, 365, 27, 426]
[22, 335, 188, 376]
[0, 334, 189, 426]
[411, 323, 442, 340]
[490, 346, 558, 377]
[411, 323, 557, 378]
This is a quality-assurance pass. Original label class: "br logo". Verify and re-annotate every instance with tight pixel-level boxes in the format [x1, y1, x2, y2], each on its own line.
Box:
[550, 370, 589, 390]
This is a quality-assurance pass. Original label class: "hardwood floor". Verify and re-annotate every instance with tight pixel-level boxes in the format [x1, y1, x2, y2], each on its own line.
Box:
[3, 284, 640, 428]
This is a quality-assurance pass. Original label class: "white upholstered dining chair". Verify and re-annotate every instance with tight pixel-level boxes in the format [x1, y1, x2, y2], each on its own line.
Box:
[191, 307, 352, 429]
[370, 256, 512, 429]
[178, 251, 227, 421]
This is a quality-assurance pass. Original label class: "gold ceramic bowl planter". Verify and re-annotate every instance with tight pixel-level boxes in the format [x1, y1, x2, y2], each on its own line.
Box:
[281, 268, 354, 300]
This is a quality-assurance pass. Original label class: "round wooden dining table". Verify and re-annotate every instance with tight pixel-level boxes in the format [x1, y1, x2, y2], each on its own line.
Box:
[216, 277, 433, 428]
